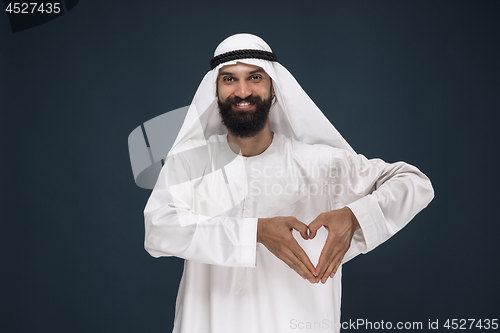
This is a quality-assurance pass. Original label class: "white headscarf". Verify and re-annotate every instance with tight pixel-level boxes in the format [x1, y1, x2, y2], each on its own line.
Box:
[168, 33, 355, 157]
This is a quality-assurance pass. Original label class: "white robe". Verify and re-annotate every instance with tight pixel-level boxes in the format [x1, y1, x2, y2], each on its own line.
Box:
[144, 133, 434, 333]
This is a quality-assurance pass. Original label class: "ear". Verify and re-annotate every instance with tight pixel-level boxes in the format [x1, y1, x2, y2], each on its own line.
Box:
[271, 82, 275, 96]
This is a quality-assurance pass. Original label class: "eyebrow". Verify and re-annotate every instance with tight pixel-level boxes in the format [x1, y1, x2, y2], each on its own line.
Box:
[218, 68, 266, 77]
[249, 69, 265, 75]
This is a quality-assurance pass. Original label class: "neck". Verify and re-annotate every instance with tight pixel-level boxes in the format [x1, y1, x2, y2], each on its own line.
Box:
[227, 123, 274, 157]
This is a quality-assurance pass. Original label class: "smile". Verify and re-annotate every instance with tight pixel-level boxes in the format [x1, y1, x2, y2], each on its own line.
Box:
[233, 101, 254, 110]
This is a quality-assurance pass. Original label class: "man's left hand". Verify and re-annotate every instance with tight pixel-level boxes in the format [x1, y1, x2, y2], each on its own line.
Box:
[307, 207, 360, 284]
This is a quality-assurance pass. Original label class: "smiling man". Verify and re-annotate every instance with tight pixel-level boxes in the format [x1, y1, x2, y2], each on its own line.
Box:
[144, 34, 434, 333]
[217, 63, 274, 140]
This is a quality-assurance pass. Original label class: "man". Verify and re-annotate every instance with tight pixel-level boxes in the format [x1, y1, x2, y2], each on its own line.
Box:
[144, 34, 434, 333]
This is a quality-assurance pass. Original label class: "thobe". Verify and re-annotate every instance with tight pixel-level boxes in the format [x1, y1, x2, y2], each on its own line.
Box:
[144, 133, 434, 333]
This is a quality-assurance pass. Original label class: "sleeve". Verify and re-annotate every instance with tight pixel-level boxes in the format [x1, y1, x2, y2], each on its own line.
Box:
[330, 150, 434, 258]
[143, 151, 258, 267]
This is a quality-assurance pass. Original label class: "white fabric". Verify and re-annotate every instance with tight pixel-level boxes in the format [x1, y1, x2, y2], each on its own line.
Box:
[144, 133, 434, 333]
[167, 33, 355, 159]
[144, 33, 434, 333]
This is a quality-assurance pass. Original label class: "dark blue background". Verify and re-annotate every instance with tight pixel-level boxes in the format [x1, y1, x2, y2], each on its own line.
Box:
[1, 1, 499, 332]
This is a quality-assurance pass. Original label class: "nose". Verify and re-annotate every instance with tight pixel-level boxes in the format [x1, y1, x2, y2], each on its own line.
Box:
[234, 80, 252, 100]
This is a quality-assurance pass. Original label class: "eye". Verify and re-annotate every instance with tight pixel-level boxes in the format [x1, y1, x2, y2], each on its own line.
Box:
[222, 77, 234, 82]
[251, 75, 262, 81]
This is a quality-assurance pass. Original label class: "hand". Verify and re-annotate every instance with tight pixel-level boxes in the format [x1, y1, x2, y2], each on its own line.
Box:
[257, 216, 317, 283]
[308, 207, 360, 284]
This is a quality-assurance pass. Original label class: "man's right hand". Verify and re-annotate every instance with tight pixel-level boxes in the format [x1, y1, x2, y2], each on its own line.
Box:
[257, 216, 317, 283]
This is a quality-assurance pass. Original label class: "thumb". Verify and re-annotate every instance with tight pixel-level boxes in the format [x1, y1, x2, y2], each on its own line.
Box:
[290, 218, 309, 240]
[307, 218, 324, 240]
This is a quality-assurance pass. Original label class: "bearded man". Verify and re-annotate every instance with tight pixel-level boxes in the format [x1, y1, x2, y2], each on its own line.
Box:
[143, 33, 434, 333]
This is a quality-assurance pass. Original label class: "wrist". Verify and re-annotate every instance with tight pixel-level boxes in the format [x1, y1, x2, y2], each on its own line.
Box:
[257, 218, 266, 243]
[344, 206, 360, 230]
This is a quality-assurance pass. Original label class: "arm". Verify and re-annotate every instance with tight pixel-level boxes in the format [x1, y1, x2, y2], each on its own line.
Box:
[144, 156, 258, 267]
[345, 156, 434, 254]
[145, 151, 317, 280]
[309, 150, 434, 283]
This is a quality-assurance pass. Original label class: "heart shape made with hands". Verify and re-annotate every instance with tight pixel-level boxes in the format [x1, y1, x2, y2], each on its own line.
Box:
[258, 207, 359, 284]
[298, 207, 360, 284]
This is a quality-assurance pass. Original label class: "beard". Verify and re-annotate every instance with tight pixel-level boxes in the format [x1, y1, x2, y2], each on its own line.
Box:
[217, 94, 273, 138]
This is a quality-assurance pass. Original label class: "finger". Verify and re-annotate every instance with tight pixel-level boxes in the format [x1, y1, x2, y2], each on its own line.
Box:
[320, 241, 347, 279]
[330, 261, 341, 278]
[320, 261, 335, 284]
[315, 238, 335, 278]
[288, 238, 316, 277]
[330, 252, 345, 278]
[307, 219, 323, 240]
[316, 232, 352, 280]
[281, 247, 315, 281]
[289, 218, 309, 240]
[316, 255, 332, 283]
[322, 257, 341, 283]
[322, 242, 350, 282]
[279, 255, 305, 279]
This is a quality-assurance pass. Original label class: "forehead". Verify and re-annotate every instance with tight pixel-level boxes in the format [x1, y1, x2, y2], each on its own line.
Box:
[218, 62, 269, 77]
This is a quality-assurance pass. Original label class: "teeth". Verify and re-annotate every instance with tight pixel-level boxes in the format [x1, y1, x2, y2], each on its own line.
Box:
[236, 102, 251, 106]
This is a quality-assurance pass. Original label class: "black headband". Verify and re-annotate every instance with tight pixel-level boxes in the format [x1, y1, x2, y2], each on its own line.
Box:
[210, 49, 277, 70]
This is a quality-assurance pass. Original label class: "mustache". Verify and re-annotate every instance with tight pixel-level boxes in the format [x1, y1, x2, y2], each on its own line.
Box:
[223, 95, 263, 105]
